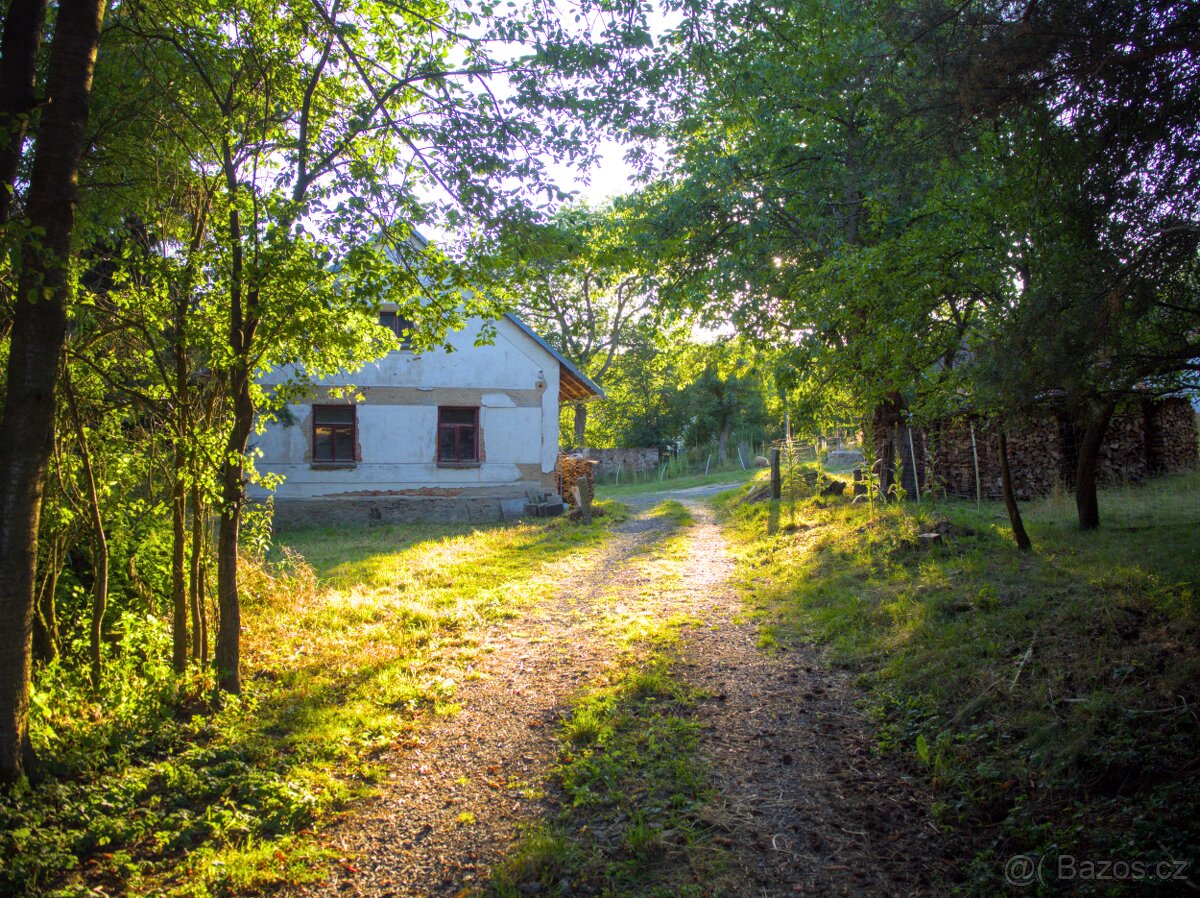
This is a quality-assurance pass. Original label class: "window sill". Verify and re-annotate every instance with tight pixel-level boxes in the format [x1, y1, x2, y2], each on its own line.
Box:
[310, 462, 358, 470]
[437, 461, 481, 469]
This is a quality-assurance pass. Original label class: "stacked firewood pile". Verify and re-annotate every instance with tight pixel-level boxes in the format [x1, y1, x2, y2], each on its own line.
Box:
[557, 454, 597, 508]
[925, 397, 1197, 500]
[928, 418, 1062, 501]
[1097, 410, 1151, 483]
[1146, 398, 1199, 472]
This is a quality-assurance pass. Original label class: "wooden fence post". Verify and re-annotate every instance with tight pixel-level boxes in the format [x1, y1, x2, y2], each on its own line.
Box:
[770, 447, 782, 499]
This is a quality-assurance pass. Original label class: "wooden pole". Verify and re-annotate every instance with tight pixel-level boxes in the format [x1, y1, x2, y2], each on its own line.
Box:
[770, 447, 781, 500]
[969, 421, 982, 508]
[907, 424, 920, 505]
[572, 484, 592, 524]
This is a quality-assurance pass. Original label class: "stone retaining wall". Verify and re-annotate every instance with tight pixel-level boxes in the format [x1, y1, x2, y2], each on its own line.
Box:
[576, 447, 661, 476]
[269, 485, 542, 527]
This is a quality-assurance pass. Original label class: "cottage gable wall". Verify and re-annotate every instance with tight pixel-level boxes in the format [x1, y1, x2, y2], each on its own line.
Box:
[249, 316, 566, 521]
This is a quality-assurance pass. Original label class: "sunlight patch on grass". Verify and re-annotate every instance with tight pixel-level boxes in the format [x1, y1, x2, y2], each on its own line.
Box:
[721, 471, 1200, 896]
[6, 511, 624, 898]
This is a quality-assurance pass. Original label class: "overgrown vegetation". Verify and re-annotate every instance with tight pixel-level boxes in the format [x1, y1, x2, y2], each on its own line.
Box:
[0, 510, 622, 897]
[720, 475, 1200, 894]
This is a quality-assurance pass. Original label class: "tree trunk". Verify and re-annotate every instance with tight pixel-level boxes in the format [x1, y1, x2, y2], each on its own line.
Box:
[871, 395, 902, 500]
[189, 483, 205, 662]
[0, 0, 48, 225]
[718, 426, 730, 464]
[65, 372, 108, 689]
[171, 454, 188, 672]
[170, 300, 189, 671]
[199, 517, 209, 665]
[214, 149, 256, 696]
[0, 0, 106, 782]
[998, 430, 1032, 551]
[215, 383, 252, 694]
[32, 537, 60, 663]
[1074, 401, 1115, 531]
[573, 403, 587, 449]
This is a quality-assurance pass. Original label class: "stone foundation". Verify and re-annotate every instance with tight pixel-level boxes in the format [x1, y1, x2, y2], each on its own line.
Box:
[269, 483, 556, 527]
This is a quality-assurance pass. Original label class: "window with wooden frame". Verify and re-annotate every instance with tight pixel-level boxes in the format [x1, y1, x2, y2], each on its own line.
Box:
[312, 405, 356, 465]
[437, 407, 479, 464]
[378, 310, 416, 349]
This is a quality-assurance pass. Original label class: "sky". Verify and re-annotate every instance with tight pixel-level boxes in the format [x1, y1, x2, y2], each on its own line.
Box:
[545, 137, 642, 206]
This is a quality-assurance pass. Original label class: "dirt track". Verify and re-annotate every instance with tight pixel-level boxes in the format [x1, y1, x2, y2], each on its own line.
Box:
[288, 491, 948, 897]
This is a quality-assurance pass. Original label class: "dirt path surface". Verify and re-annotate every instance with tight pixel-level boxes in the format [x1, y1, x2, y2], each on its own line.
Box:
[292, 493, 948, 897]
[646, 499, 947, 897]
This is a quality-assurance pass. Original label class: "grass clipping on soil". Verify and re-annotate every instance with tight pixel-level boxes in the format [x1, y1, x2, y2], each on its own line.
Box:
[718, 473, 1200, 895]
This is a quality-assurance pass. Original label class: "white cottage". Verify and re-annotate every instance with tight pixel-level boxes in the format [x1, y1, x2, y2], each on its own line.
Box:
[250, 311, 602, 526]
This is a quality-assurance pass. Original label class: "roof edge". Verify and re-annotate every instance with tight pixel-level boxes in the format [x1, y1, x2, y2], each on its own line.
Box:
[504, 313, 605, 401]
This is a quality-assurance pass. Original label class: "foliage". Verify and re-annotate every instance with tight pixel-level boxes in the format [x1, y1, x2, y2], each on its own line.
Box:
[679, 343, 769, 451]
[1, 0, 635, 782]
[570, 319, 693, 449]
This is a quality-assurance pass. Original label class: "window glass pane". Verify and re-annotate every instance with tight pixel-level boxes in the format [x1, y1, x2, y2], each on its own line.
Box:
[459, 428, 477, 461]
[314, 426, 334, 461]
[379, 311, 397, 332]
[333, 429, 354, 462]
[315, 406, 355, 425]
[438, 426, 457, 461]
[440, 407, 476, 426]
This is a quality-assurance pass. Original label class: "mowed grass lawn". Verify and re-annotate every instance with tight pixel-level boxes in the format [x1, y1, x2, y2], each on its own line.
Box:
[3, 506, 623, 898]
[721, 473, 1200, 896]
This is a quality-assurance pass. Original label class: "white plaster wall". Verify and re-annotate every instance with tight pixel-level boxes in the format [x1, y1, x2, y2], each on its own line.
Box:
[539, 360, 560, 474]
[262, 317, 554, 391]
[250, 316, 565, 499]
